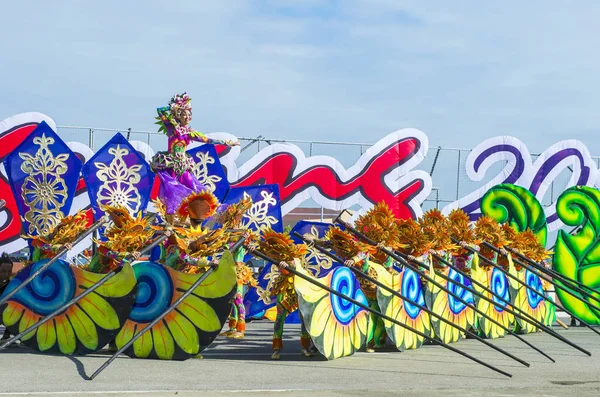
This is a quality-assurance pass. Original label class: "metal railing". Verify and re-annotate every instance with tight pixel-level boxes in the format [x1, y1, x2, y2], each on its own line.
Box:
[56, 125, 600, 211]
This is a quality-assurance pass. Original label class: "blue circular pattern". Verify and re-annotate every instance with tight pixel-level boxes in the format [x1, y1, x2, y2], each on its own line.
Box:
[129, 261, 174, 323]
[490, 267, 510, 312]
[402, 268, 425, 319]
[447, 268, 475, 315]
[525, 270, 545, 309]
[329, 267, 367, 325]
[3, 259, 75, 316]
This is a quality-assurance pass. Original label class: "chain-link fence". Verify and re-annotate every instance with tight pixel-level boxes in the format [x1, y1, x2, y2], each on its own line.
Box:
[56, 125, 600, 213]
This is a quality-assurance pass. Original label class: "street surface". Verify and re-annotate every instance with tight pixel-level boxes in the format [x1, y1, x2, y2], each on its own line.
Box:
[0, 321, 599, 396]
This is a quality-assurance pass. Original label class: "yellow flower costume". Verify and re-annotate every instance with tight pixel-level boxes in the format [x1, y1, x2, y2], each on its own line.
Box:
[257, 229, 311, 356]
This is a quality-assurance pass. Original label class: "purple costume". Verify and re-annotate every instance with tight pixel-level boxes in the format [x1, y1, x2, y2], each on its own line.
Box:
[150, 93, 232, 214]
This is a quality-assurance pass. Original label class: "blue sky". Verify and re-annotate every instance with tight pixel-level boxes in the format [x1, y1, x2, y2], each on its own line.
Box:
[2, 0, 600, 154]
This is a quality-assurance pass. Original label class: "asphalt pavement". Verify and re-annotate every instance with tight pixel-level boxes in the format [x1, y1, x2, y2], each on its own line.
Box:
[0, 321, 599, 396]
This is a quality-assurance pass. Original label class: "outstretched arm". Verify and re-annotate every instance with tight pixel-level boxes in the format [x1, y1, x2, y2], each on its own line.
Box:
[189, 130, 239, 147]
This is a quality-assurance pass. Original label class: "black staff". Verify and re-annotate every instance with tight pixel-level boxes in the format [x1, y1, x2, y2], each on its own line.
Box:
[89, 237, 245, 380]
[337, 220, 587, 357]
[0, 233, 171, 350]
[483, 242, 600, 337]
[294, 232, 533, 366]
[453, 238, 595, 337]
[442, 237, 590, 354]
[507, 246, 599, 300]
[250, 248, 513, 378]
[0, 217, 108, 307]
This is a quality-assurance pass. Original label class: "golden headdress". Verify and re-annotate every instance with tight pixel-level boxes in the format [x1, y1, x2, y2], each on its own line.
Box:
[257, 228, 308, 263]
[419, 209, 458, 253]
[216, 195, 253, 229]
[98, 205, 155, 253]
[324, 226, 372, 261]
[515, 229, 551, 262]
[447, 209, 477, 256]
[354, 202, 399, 263]
[152, 199, 187, 227]
[396, 218, 431, 256]
[500, 223, 518, 248]
[186, 227, 230, 258]
[474, 216, 505, 261]
[355, 202, 399, 246]
[24, 210, 89, 245]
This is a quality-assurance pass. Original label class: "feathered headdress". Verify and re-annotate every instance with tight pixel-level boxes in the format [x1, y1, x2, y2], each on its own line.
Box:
[515, 229, 551, 262]
[257, 228, 308, 263]
[24, 210, 89, 246]
[354, 202, 399, 263]
[500, 223, 518, 248]
[396, 218, 431, 256]
[215, 195, 253, 229]
[474, 216, 505, 261]
[324, 226, 373, 261]
[186, 227, 230, 258]
[419, 209, 458, 253]
[97, 207, 155, 253]
[447, 209, 477, 255]
[355, 202, 399, 246]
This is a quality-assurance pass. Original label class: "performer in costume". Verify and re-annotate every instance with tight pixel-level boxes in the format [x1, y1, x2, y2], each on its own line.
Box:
[307, 226, 381, 351]
[86, 206, 155, 273]
[24, 211, 89, 262]
[419, 209, 459, 273]
[216, 196, 258, 339]
[353, 203, 400, 350]
[472, 216, 515, 338]
[151, 92, 239, 224]
[151, 192, 221, 271]
[447, 209, 479, 273]
[253, 229, 312, 359]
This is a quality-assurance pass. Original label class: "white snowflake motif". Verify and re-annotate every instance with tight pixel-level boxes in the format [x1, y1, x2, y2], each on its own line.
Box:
[94, 145, 142, 213]
[192, 151, 222, 192]
[242, 190, 278, 231]
[303, 226, 333, 275]
[256, 264, 281, 304]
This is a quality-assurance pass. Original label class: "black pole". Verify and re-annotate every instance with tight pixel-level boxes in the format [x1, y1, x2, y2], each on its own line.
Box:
[425, 239, 591, 357]
[89, 237, 245, 380]
[507, 246, 598, 298]
[249, 249, 513, 378]
[483, 242, 600, 337]
[0, 217, 108, 307]
[294, 232, 533, 366]
[0, 234, 170, 350]
[336, 220, 589, 357]
[454, 238, 589, 331]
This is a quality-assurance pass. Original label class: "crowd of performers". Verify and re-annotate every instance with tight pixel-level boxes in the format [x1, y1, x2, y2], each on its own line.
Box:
[0, 92, 561, 365]
[0, 198, 557, 359]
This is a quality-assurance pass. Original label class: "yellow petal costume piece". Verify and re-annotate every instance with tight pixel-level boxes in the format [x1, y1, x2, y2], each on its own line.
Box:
[0, 259, 136, 355]
[295, 266, 369, 360]
[115, 251, 236, 360]
[371, 262, 432, 351]
[424, 267, 476, 344]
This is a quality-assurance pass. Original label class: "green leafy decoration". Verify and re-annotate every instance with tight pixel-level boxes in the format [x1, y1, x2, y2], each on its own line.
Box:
[554, 185, 600, 324]
[480, 183, 547, 245]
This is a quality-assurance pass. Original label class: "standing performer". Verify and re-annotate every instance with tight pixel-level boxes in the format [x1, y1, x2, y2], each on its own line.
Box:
[151, 92, 239, 224]
[308, 226, 380, 351]
[216, 196, 257, 339]
[152, 192, 220, 271]
[353, 203, 399, 350]
[253, 229, 312, 359]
